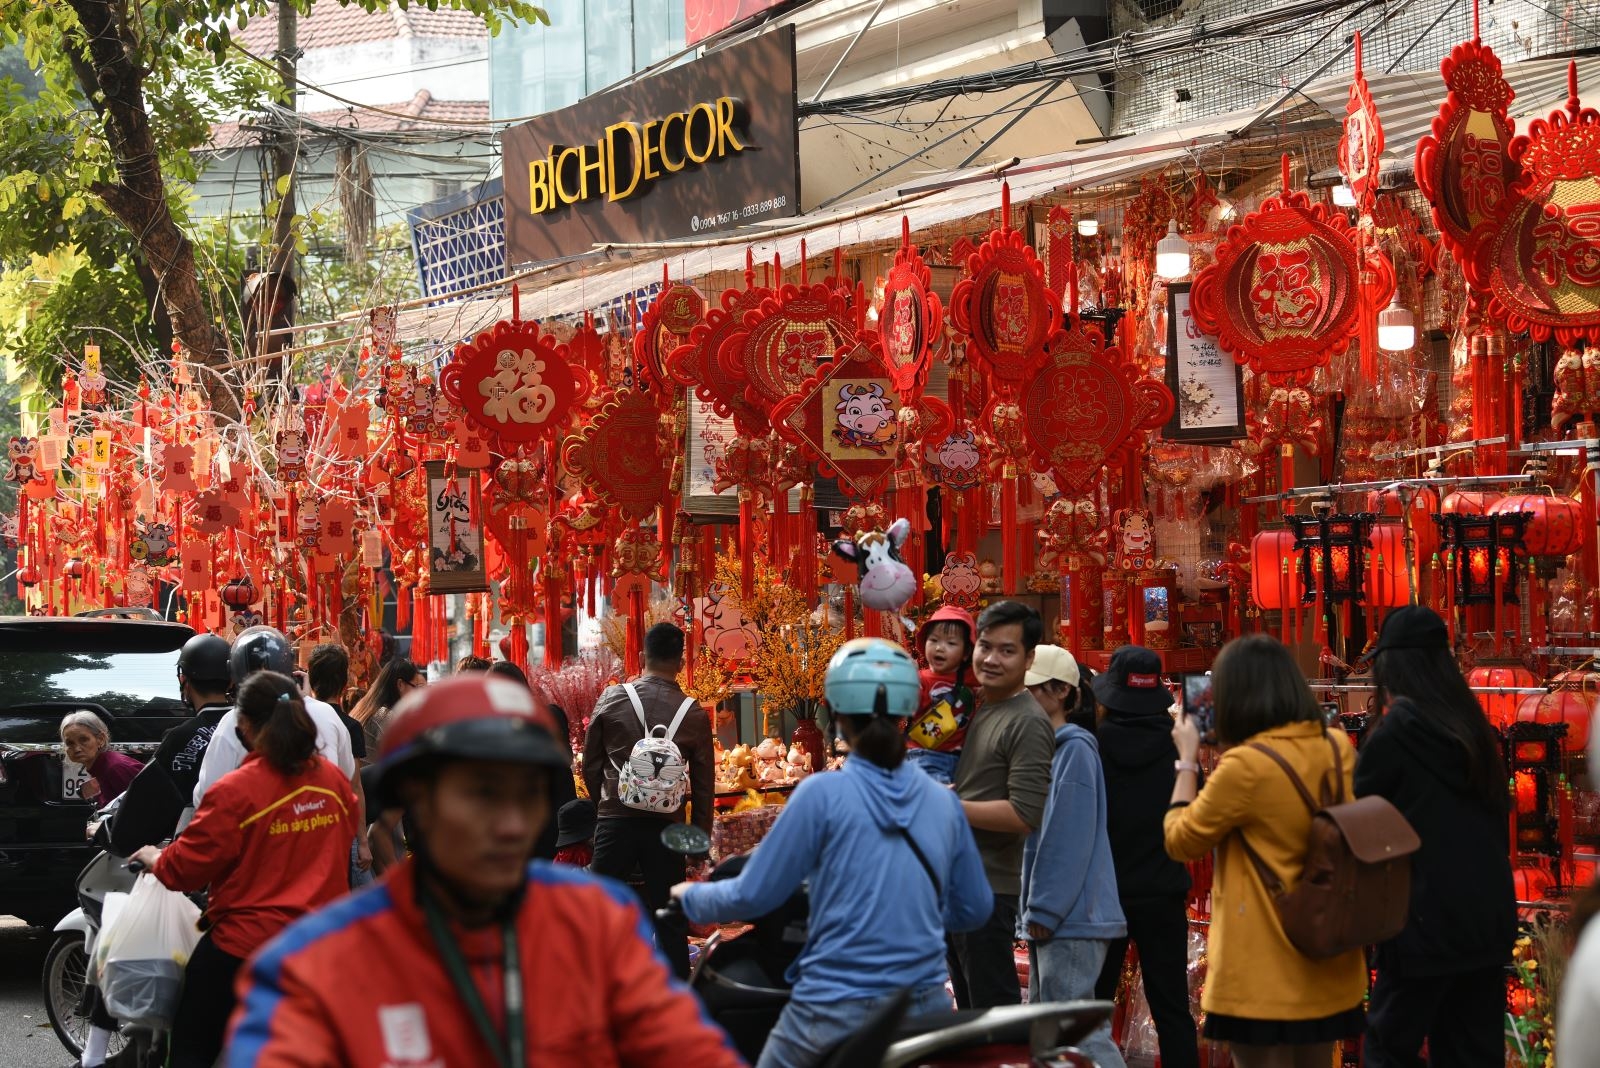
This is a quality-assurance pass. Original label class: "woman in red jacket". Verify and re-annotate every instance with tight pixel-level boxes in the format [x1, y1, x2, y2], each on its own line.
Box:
[131, 671, 356, 1068]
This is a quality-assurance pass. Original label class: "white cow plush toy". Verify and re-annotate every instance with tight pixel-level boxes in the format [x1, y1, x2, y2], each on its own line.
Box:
[832, 517, 918, 612]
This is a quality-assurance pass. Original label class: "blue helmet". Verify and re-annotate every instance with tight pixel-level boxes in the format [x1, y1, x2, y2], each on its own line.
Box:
[824, 638, 920, 718]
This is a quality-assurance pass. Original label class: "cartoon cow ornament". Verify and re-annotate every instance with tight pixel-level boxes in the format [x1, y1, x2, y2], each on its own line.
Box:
[832, 517, 918, 612]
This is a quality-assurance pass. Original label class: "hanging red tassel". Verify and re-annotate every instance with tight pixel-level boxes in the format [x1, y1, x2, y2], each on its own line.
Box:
[843, 586, 856, 640]
[625, 586, 646, 676]
[1001, 467, 1019, 596]
[739, 490, 755, 601]
[544, 567, 563, 670]
[508, 621, 530, 672]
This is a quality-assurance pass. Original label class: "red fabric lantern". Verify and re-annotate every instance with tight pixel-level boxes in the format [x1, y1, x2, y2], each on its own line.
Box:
[1364, 523, 1411, 607]
[1511, 865, 1552, 902]
[1441, 489, 1502, 515]
[221, 576, 259, 611]
[1516, 687, 1592, 751]
[1368, 487, 1440, 564]
[1490, 493, 1584, 557]
[1250, 530, 1303, 609]
[1468, 663, 1540, 728]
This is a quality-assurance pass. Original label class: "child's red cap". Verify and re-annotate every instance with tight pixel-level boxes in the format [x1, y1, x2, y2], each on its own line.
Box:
[915, 604, 976, 653]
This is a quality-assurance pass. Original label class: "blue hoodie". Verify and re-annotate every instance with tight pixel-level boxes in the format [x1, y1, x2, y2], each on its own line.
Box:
[1020, 724, 1127, 940]
[682, 754, 993, 1002]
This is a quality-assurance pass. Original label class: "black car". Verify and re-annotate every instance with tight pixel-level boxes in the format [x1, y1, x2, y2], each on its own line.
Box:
[0, 616, 194, 927]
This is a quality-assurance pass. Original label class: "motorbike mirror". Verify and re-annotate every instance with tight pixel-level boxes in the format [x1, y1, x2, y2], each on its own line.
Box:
[660, 823, 712, 857]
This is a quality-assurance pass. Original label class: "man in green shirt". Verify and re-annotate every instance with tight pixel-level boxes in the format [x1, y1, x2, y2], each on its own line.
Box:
[950, 600, 1058, 1007]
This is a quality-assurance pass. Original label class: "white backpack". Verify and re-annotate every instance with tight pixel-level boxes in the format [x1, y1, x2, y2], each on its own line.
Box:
[613, 684, 697, 814]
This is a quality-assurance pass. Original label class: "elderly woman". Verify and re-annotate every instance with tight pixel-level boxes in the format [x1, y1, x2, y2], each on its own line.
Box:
[60, 711, 142, 805]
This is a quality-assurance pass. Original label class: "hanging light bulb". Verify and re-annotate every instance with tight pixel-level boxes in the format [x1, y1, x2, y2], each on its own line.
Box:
[1077, 216, 1099, 237]
[1332, 183, 1358, 207]
[1155, 220, 1191, 280]
[1377, 293, 1416, 352]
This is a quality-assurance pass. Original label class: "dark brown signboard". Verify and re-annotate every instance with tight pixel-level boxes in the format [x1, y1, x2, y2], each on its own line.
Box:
[502, 27, 800, 265]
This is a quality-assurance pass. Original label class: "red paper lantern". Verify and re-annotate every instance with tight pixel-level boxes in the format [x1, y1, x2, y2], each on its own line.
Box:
[1368, 487, 1440, 563]
[1250, 530, 1303, 609]
[1512, 865, 1552, 902]
[1516, 687, 1592, 751]
[63, 558, 86, 580]
[17, 565, 39, 586]
[1490, 493, 1584, 557]
[1441, 489, 1502, 515]
[221, 576, 259, 611]
[1364, 523, 1411, 607]
[1468, 663, 1540, 728]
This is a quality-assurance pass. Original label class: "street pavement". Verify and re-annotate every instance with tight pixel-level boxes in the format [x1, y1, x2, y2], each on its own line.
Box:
[0, 917, 78, 1067]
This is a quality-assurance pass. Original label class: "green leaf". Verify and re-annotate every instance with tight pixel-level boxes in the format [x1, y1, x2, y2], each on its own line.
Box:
[275, 173, 291, 196]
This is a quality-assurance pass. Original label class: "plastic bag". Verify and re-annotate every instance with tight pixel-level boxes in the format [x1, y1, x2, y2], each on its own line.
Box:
[94, 873, 201, 1026]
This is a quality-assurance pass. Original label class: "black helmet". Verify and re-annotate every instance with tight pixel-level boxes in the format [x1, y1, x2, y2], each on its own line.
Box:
[229, 626, 295, 686]
[177, 633, 232, 689]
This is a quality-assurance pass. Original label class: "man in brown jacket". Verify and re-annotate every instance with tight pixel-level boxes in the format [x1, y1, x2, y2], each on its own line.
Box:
[583, 622, 714, 979]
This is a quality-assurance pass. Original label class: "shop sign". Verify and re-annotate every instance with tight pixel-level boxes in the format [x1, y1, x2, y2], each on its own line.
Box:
[687, 0, 788, 45]
[1162, 283, 1245, 444]
[502, 28, 799, 264]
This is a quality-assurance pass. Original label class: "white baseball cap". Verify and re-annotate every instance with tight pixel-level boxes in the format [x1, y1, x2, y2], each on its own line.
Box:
[1024, 644, 1081, 689]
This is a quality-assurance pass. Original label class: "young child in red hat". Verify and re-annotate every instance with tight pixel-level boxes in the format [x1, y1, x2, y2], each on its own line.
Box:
[905, 604, 978, 784]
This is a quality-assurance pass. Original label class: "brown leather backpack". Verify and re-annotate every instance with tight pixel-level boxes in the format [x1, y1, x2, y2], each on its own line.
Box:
[1237, 733, 1421, 960]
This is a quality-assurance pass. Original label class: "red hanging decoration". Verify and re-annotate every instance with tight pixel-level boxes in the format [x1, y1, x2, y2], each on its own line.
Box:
[1485, 63, 1600, 345]
[1019, 321, 1173, 497]
[771, 337, 910, 500]
[665, 255, 771, 421]
[1191, 157, 1390, 383]
[635, 272, 705, 391]
[878, 218, 945, 406]
[723, 279, 854, 435]
[439, 318, 585, 447]
[949, 183, 1060, 396]
[1338, 32, 1384, 216]
[1414, 22, 1519, 290]
[562, 389, 672, 521]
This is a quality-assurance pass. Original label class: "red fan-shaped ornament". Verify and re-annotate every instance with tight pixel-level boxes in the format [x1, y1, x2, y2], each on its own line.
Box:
[722, 277, 854, 436]
[635, 272, 705, 391]
[665, 261, 771, 424]
[1339, 33, 1384, 214]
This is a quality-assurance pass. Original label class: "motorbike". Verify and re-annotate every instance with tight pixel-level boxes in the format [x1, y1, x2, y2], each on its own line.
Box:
[658, 825, 1113, 1068]
[42, 801, 164, 1067]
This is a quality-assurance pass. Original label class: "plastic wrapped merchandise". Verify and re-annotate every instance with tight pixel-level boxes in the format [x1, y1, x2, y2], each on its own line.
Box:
[94, 873, 201, 1027]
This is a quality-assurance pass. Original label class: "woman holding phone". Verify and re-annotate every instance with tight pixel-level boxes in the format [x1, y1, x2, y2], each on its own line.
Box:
[1163, 635, 1366, 1068]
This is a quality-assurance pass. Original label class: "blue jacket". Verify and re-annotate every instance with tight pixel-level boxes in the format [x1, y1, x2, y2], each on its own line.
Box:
[1020, 724, 1127, 940]
[682, 754, 993, 1002]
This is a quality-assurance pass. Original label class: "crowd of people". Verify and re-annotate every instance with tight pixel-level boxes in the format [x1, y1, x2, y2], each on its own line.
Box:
[55, 597, 1562, 1068]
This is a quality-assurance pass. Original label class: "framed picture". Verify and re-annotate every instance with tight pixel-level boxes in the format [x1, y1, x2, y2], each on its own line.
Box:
[1162, 282, 1246, 443]
[425, 461, 488, 593]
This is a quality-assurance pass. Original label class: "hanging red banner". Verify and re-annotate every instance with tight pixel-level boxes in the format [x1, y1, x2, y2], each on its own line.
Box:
[1338, 33, 1384, 214]
[878, 219, 945, 405]
[949, 186, 1059, 394]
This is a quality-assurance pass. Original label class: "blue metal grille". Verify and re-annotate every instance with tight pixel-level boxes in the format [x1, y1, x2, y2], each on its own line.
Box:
[408, 177, 506, 300]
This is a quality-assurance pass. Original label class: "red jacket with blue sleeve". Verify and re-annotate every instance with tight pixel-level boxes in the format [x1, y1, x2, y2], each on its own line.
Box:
[226, 858, 746, 1068]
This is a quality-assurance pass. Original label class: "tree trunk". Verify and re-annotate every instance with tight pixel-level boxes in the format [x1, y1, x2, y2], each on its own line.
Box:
[64, 0, 239, 419]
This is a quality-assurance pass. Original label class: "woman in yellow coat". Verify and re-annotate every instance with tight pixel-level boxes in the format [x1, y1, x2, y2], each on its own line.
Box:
[1163, 635, 1366, 1068]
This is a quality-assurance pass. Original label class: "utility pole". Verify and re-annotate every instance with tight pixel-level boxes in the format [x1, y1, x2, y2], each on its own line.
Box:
[249, 0, 300, 378]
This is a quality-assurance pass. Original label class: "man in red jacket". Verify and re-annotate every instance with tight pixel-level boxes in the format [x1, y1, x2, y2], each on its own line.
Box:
[227, 674, 744, 1068]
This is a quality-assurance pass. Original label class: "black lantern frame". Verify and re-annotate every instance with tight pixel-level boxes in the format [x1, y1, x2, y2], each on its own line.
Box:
[1286, 512, 1375, 606]
[1432, 513, 1529, 606]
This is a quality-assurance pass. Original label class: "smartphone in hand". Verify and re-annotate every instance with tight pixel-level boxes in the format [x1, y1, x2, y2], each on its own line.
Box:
[1182, 673, 1216, 744]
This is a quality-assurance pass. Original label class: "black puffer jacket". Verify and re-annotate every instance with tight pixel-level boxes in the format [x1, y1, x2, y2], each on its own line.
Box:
[1354, 696, 1516, 976]
[1097, 709, 1192, 901]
